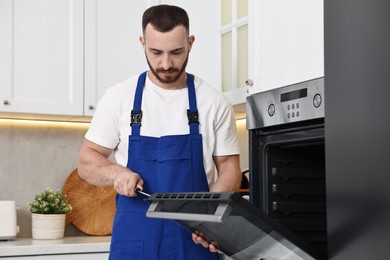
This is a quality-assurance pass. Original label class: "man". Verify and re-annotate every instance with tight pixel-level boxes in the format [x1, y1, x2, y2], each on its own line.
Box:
[78, 4, 242, 259]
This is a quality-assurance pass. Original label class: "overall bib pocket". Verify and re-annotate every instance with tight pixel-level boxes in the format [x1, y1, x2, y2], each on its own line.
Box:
[140, 136, 193, 192]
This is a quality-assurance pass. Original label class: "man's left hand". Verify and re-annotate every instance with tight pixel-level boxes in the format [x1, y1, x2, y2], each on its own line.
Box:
[192, 232, 219, 253]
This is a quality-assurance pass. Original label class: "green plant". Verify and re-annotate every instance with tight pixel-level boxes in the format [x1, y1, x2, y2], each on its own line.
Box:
[29, 188, 72, 214]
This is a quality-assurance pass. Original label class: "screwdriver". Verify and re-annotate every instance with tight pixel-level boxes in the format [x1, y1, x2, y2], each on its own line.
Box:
[134, 187, 150, 197]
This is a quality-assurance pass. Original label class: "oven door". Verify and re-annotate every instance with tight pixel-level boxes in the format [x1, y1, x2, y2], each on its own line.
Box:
[145, 192, 319, 260]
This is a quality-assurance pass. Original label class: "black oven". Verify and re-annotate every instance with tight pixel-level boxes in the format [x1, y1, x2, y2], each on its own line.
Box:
[246, 78, 328, 258]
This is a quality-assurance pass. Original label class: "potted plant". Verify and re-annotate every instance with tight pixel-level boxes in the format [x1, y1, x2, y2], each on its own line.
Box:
[28, 188, 72, 239]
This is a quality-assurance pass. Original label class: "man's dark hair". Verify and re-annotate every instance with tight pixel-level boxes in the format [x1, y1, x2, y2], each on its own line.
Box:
[142, 5, 189, 35]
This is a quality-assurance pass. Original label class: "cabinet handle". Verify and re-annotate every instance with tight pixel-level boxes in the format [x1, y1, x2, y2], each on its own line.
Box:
[245, 79, 254, 87]
[3, 100, 10, 105]
[88, 105, 94, 110]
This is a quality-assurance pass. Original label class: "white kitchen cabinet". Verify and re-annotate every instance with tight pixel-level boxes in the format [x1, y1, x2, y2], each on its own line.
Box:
[0, 236, 110, 259]
[247, 0, 324, 95]
[0, 0, 219, 118]
[83, 0, 149, 116]
[0, 0, 84, 116]
[1, 253, 109, 260]
[84, 0, 220, 116]
[179, 0, 219, 90]
[219, 0, 249, 105]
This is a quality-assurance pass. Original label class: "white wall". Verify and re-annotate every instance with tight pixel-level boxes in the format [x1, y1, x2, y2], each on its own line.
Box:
[0, 121, 88, 237]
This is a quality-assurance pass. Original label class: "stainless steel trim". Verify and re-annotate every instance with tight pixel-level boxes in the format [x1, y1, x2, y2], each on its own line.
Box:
[146, 201, 233, 223]
[246, 78, 324, 130]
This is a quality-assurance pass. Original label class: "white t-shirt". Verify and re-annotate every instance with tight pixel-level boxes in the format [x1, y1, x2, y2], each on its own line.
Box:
[85, 72, 240, 185]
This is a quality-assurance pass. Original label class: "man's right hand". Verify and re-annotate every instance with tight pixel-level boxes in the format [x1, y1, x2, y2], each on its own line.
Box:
[113, 169, 144, 197]
[78, 139, 144, 197]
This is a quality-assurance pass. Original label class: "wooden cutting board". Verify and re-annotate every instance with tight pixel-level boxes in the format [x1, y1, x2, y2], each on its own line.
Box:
[62, 168, 116, 235]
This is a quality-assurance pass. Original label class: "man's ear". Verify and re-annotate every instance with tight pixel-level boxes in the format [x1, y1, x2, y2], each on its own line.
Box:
[139, 36, 146, 49]
[188, 35, 195, 52]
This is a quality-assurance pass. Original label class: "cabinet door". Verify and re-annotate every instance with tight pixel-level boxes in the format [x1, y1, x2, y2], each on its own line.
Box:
[141, 0, 220, 90]
[84, 0, 220, 116]
[0, 0, 84, 116]
[84, 0, 149, 116]
[219, 0, 249, 105]
[248, 0, 324, 95]
[179, 0, 219, 90]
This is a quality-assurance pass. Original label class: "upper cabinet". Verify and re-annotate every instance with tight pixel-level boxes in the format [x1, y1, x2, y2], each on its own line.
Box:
[219, 0, 249, 105]
[0, 0, 323, 117]
[83, 0, 149, 116]
[0, 0, 220, 118]
[84, 0, 220, 116]
[247, 0, 324, 95]
[180, 0, 219, 90]
[0, 0, 84, 116]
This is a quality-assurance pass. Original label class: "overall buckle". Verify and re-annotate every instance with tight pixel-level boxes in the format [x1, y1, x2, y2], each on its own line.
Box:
[130, 110, 142, 126]
[187, 109, 199, 125]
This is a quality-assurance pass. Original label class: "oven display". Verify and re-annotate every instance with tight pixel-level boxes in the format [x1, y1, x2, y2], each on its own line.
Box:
[281, 88, 307, 102]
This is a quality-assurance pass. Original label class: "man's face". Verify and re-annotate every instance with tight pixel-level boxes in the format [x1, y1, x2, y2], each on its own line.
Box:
[140, 24, 194, 86]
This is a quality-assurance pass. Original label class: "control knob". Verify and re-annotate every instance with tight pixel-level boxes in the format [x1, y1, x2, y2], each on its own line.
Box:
[313, 93, 322, 108]
[268, 103, 275, 117]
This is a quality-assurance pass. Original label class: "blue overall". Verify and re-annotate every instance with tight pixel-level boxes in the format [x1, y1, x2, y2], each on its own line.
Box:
[109, 72, 218, 260]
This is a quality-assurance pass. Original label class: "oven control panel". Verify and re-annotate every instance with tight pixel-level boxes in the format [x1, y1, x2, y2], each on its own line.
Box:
[246, 77, 324, 129]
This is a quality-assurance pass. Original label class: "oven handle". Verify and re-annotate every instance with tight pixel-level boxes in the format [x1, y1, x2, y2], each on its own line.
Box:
[146, 201, 233, 223]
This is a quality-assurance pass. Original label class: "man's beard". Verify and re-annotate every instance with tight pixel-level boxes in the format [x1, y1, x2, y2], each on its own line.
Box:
[146, 53, 189, 84]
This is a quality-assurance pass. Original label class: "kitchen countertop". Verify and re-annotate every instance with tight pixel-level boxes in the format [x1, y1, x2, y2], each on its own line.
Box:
[0, 236, 111, 256]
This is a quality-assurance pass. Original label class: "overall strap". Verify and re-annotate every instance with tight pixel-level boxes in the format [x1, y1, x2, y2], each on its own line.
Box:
[186, 73, 200, 135]
[130, 71, 147, 136]
[130, 72, 199, 136]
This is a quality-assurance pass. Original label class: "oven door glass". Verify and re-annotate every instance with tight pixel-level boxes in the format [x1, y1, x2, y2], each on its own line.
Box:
[146, 192, 318, 260]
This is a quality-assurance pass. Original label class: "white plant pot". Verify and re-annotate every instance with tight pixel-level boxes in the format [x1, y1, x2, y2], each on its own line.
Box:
[31, 213, 66, 240]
